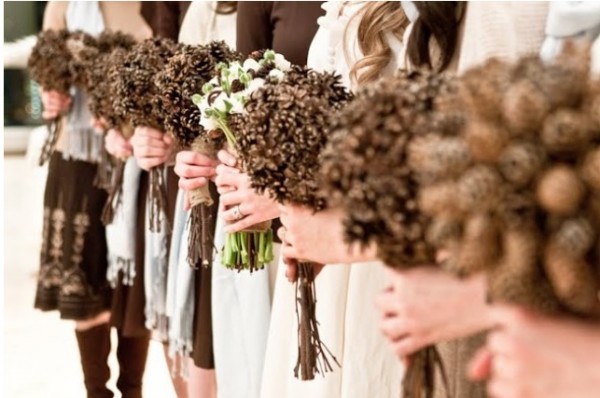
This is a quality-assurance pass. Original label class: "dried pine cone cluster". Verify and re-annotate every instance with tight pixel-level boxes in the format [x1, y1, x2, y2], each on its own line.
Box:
[82, 31, 137, 126]
[419, 44, 600, 317]
[319, 70, 459, 268]
[65, 30, 99, 90]
[28, 29, 74, 94]
[113, 37, 178, 129]
[237, 66, 353, 210]
[155, 41, 240, 147]
[206, 40, 242, 65]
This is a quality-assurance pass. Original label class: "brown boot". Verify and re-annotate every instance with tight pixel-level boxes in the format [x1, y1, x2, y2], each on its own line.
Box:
[116, 331, 150, 398]
[75, 323, 113, 398]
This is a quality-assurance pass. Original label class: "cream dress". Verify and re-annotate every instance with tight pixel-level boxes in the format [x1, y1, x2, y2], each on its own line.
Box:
[260, 2, 403, 397]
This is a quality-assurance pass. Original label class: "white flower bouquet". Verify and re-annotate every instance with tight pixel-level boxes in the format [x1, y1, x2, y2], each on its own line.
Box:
[193, 49, 292, 272]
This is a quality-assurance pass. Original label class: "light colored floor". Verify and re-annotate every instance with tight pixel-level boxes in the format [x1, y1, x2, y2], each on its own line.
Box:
[3, 153, 175, 398]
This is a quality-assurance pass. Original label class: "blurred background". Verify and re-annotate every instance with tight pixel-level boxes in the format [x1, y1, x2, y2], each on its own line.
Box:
[4, 2, 173, 396]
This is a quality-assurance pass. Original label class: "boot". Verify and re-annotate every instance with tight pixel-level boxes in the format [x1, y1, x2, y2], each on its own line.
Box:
[116, 331, 150, 398]
[75, 323, 113, 398]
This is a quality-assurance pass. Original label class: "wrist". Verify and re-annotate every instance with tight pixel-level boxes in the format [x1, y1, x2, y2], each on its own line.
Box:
[467, 273, 495, 332]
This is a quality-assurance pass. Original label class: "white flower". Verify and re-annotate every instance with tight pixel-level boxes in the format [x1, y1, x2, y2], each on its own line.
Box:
[200, 114, 218, 131]
[230, 93, 246, 114]
[212, 91, 230, 113]
[195, 95, 211, 113]
[245, 78, 265, 94]
[242, 58, 261, 72]
[268, 69, 285, 82]
[227, 62, 244, 83]
[274, 53, 291, 71]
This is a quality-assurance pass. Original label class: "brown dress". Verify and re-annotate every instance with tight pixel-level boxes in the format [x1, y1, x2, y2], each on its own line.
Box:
[108, 1, 190, 338]
[192, 182, 220, 368]
[34, 1, 156, 323]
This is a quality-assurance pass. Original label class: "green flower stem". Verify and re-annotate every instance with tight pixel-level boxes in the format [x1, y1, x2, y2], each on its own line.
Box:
[215, 118, 237, 149]
[221, 230, 274, 271]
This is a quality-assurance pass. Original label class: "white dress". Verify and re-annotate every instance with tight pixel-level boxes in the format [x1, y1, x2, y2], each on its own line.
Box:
[260, 2, 404, 397]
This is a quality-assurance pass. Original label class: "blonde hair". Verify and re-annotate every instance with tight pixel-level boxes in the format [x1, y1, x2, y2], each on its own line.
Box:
[345, 2, 408, 86]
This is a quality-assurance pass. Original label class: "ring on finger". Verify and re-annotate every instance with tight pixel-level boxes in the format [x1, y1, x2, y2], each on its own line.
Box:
[232, 204, 244, 220]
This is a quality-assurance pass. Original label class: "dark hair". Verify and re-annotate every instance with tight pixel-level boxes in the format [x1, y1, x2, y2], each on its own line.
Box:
[406, 2, 466, 72]
[215, 1, 237, 15]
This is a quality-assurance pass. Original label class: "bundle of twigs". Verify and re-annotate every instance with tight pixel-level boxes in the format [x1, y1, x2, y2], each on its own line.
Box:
[155, 41, 241, 268]
[236, 66, 353, 380]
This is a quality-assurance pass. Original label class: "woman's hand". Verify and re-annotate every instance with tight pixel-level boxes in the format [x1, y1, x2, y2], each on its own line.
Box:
[214, 149, 280, 233]
[130, 126, 175, 171]
[104, 129, 133, 159]
[376, 268, 493, 359]
[174, 150, 219, 210]
[41, 89, 71, 119]
[469, 306, 600, 398]
[277, 205, 377, 265]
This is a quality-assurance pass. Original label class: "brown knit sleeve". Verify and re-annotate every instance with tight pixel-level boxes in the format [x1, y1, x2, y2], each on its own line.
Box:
[270, 1, 323, 66]
[236, 1, 274, 56]
[42, 1, 68, 31]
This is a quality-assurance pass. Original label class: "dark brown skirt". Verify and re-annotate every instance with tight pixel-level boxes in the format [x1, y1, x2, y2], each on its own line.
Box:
[35, 152, 112, 320]
[191, 181, 219, 369]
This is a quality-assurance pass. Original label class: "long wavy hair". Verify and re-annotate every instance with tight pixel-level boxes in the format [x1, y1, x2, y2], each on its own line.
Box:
[345, 1, 408, 86]
[406, 2, 466, 72]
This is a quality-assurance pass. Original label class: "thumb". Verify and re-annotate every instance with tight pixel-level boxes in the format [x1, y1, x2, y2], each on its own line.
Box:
[468, 345, 493, 381]
[164, 132, 175, 145]
[184, 193, 191, 212]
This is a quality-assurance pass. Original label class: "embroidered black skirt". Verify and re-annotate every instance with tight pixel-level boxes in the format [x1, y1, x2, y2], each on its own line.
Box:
[35, 152, 112, 320]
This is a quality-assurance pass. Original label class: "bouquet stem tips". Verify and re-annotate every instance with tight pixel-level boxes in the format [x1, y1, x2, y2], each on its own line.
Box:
[293, 262, 340, 381]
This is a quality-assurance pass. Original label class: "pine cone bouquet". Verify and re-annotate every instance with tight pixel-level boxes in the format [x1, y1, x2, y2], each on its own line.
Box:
[193, 49, 292, 271]
[78, 31, 138, 222]
[83, 31, 137, 128]
[430, 45, 600, 319]
[113, 37, 178, 232]
[28, 29, 74, 165]
[319, 69, 462, 398]
[156, 41, 241, 267]
[236, 66, 352, 380]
